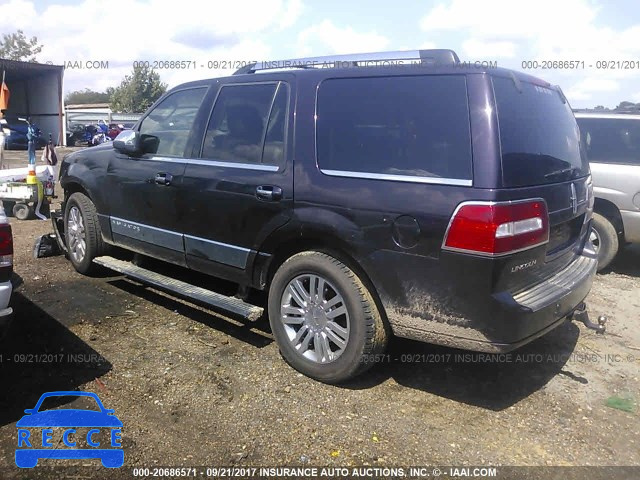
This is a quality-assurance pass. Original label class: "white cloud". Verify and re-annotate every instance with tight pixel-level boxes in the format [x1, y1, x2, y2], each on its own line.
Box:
[566, 78, 620, 101]
[420, 0, 598, 42]
[279, 0, 304, 29]
[0, 0, 37, 29]
[0, 0, 303, 93]
[296, 20, 389, 57]
[420, 0, 640, 69]
[462, 39, 517, 59]
[419, 41, 437, 50]
[420, 0, 640, 106]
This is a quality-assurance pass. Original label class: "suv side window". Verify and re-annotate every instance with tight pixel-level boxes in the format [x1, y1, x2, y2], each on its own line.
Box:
[316, 75, 472, 183]
[577, 117, 640, 165]
[201, 82, 288, 165]
[138, 87, 208, 157]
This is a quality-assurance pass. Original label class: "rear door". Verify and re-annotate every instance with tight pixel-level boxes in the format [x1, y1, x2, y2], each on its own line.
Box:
[107, 86, 209, 266]
[180, 79, 294, 284]
[491, 75, 592, 290]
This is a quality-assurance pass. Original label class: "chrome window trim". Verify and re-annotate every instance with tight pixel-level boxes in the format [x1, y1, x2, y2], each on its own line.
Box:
[319, 169, 472, 186]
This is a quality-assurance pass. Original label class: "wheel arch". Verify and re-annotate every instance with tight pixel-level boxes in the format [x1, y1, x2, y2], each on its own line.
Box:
[594, 197, 625, 238]
[257, 230, 391, 334]
[62, 178, 92, 203]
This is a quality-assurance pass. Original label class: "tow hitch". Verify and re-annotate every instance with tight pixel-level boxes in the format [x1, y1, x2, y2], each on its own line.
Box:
[571, 302, 606, 334]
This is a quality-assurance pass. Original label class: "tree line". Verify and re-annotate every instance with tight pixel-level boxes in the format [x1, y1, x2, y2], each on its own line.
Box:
[0, 30, 167, 113]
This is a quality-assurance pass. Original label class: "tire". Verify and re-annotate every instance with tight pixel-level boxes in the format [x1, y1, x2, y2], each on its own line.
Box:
[64, 192, 106, 274]
[590, 212, 619, 271]
[13, 203, 32, 220]
[268, 251, 388, 383]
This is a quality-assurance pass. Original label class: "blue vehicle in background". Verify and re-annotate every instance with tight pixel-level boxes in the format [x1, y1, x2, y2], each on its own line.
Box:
[3, 120, 47, 150]
[15, 391, 123, 468]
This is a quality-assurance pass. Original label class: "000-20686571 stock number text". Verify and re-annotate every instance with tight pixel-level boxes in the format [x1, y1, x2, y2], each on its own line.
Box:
[522, 60, 640, 69]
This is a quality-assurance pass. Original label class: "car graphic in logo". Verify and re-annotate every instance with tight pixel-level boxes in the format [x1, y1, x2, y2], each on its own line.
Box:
[15, 391, 123, 468]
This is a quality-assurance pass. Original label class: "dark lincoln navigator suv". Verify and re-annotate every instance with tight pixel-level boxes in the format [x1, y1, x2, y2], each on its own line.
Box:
[56, 49, 599, 382]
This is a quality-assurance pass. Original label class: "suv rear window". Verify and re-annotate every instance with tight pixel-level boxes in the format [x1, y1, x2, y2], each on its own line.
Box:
[576, 117, 640, 165]
[493, 76, 589, 187]
[316, 75, 472, 183]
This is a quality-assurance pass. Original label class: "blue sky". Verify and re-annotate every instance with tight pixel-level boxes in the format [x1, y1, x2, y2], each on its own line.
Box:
[4, 0, 640, 108]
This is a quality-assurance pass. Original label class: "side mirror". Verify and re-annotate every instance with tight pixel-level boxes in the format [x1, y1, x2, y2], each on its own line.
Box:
[113, 130, 142, 155]
[23, 409, 34, 415]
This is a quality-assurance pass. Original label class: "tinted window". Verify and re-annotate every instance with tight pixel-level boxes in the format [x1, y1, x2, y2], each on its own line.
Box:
[576, 117, 640, 165]
[316, 76, 473, 181]
[202, 83, 287, 165]
[138, 87, 207, 157]
[493, 76, 589, 187]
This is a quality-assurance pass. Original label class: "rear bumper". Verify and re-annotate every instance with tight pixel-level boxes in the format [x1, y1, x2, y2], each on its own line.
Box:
[621, 209, 640, 243]
[389, 251, 598, 352]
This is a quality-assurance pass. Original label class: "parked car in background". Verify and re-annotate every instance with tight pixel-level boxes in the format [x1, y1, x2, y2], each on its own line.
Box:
[575, 112, 640, 270]
[66, 123, 87, 147]
[107, 123, 124, 140]
[3, 120, 47, 150]
[0, 207, 13, 339]
[56, 49, 599, 383]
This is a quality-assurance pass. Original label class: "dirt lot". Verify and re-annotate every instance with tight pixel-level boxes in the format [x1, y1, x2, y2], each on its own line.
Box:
[0, 149, 638, 479]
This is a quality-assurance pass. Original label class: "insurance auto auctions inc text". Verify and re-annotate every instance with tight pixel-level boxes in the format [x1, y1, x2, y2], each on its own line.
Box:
[195, 466, 497, 478]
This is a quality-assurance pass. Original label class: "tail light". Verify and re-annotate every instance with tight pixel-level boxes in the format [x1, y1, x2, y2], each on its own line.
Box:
[442, 199, 549, 256]
[0, 223, 13, 273]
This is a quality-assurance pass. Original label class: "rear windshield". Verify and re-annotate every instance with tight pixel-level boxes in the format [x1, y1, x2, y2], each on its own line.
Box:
[493, 76, 589, 187]
[576, 117, 640, 165]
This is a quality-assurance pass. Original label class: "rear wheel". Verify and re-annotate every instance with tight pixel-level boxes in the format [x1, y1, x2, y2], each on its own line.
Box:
[64, 192, 106, 274]
[590, 212, 619, 271]
[268, 251, 388, 383]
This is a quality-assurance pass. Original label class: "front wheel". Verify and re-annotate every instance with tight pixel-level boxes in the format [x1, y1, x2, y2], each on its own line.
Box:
[268, 251, 388, 383]
[64, 192, 106, 274]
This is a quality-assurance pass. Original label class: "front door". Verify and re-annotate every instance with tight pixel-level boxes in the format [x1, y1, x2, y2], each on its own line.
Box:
[106, 86, 209, 266]
[180, 79, 294, 284]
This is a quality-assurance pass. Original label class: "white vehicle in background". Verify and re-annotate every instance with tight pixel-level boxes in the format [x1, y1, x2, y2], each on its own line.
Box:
[575, 112, 640, 270]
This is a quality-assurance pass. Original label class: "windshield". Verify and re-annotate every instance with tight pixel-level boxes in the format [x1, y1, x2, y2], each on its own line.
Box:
[493, 75, 590, 187]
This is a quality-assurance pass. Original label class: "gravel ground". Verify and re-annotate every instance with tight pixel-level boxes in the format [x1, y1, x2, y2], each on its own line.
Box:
[0, 149, 638, 479]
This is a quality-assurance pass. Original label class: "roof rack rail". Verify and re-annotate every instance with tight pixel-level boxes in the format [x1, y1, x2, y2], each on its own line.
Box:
[233, 49, 460, 75]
